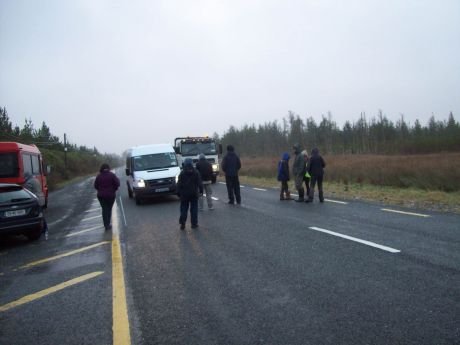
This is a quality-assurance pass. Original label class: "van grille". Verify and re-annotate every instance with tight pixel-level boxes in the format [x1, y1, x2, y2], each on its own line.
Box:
[146, 177, 175, 188]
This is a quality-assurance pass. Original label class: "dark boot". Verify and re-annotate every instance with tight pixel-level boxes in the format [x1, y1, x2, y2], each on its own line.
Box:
[295, 189, 304, 202]
[285, 191, 293, 200]
[319, 190, 324, 203]
[280, 190, 285, 200]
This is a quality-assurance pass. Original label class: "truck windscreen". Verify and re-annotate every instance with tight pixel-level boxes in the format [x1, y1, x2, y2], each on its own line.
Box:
[0, 153, 19, 178]
[181, 142, 216, 156]
[133, 153, 178, 171]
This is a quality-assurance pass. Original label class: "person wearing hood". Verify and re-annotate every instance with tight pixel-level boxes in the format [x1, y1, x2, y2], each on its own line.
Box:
[196, 153, 214, 210]
[277, 152, 292, 200]
[221, 144, 242, 205]
[292, 144, 306, 202]
[305, 147, 326, 203]
[177, 158, 203, 229]
[94, 163, 120, 230]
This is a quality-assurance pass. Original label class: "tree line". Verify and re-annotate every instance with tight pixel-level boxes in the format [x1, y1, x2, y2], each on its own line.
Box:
[218, 110, 460, 156]
[1, 106, 121, 189]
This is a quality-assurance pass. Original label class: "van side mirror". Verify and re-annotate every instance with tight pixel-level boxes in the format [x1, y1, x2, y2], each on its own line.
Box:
[174, 146, 180, 154]
[218, 144, 223, 155]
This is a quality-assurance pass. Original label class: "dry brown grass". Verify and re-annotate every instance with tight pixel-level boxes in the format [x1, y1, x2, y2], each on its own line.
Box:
[227, 153, 460, 213]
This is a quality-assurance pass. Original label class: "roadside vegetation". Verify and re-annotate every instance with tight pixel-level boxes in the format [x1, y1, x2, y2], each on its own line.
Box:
[1, 107, 121, 190]
[234, 154, 460, 213]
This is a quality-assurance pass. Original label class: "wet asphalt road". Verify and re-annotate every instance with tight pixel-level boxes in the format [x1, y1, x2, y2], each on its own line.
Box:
[1, 169, 459, 344]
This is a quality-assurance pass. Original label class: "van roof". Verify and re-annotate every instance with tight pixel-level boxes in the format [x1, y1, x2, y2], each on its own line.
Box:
[128, 144, 175, 156]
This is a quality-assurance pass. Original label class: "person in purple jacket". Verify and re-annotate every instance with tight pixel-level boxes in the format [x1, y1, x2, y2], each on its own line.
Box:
[94, 163, 120, 230]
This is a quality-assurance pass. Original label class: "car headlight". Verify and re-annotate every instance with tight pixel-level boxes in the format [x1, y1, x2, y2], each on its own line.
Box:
[212, 164, 219, 172]
[134, 179, 145, 188]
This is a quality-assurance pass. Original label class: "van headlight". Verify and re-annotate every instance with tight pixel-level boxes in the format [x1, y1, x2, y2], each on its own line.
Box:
[175, 174, 179, 183]
[212, 164, 219, 172]
[134, 179, 146, 188]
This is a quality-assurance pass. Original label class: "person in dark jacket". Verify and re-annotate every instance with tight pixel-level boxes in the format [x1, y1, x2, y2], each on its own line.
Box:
[221, 145, 242, 204]
[94, 163, 120, 230]
[292, 144, 306, 202]
[305, 147, 326, 203]
[177, 158, 203, 229]
[277, 152, 292, 200]
[196, 153, 214, 210]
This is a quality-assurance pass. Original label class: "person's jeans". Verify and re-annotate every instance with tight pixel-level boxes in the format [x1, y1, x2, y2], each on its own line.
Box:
[225, 175, 241, 203]
[180, 197, 198, 225]
[199, 183, 213, 209]
[98, 196, 116, 228]
[308, 175, 324, 201]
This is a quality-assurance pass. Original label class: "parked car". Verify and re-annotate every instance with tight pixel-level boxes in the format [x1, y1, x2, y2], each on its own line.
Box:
[0, 183, 44, 241]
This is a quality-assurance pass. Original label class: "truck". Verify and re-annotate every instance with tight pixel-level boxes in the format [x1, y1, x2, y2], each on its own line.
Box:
[173, 137, 222, 184]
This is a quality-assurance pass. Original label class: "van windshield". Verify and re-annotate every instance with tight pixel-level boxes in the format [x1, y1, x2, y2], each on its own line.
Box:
[0, 153, 19, 178]
[133, 153, 178, 171]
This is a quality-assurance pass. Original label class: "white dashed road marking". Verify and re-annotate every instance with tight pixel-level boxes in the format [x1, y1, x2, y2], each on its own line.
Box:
[82, 215, 102, 222]
[211, 197, 219, 201]
[309, 226, 401, 253]
[325, 199, 348, 205]
[381, 208, 430, 218]
[253, 188, 267, 191]
[66, 225, 104, 237]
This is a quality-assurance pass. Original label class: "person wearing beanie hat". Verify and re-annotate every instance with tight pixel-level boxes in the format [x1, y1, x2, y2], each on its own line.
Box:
[305, 147, 326, 203]
[177, 158, 203, 229]
[221, 144, 242, 204]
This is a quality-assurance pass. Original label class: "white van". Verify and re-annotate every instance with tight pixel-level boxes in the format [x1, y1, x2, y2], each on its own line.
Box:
[125, 144, 180, 204]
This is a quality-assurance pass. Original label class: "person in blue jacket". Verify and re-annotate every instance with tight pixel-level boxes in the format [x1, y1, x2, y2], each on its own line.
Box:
[277, 152, 292, 200]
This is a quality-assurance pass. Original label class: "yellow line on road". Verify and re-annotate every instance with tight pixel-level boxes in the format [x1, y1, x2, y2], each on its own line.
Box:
[381, 208, 430, 218]
[0, 271, 104, 313]
[19, 241, 110, 269]
[112, 224, 131, 344]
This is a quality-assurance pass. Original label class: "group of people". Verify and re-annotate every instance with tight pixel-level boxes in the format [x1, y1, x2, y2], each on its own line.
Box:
[278, 145, 326, 203]
[93, 143, 324, 232]
[176, 144, 242, 230]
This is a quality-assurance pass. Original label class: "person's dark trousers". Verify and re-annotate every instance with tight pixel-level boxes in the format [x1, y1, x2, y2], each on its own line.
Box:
[280, 181, 288, 199]
[98, 196, 116, 228]
[308, 175, 324, 202]
[179, 197, 198, 226]
[303, 177, 311, 197]
[225, 175, 241, 204]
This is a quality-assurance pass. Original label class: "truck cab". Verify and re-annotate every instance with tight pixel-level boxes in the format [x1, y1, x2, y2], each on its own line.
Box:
[174, 137, 222, 183]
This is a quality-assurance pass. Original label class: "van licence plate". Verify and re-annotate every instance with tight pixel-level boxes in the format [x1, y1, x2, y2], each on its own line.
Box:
[5, 209, 26, 217]
[155, 188, 169, 193]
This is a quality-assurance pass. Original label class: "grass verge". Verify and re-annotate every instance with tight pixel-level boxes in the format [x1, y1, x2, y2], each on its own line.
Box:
[228, 175, 460, 214]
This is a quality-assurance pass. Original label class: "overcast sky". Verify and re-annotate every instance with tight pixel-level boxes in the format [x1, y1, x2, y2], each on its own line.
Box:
[1, 0, 459, 154]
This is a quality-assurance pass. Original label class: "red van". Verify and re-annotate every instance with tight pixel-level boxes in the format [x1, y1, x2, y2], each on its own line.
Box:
[0, 142, 49, 207]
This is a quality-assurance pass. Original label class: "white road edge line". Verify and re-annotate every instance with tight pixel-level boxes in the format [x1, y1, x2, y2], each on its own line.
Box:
[85, 208, 100, 213]
[309, 226, 401, 253]
[82, 215, 102, 221]
[253, 188, 267, 191]
[325, 199, 348, 205]
[118, 196, 128, 227]
[218, 182, 226, 185]
[66, 225, 104, 237]
[211, 197, 219, 201]
[240, 185, 246, 188]
[381, 208, 430, 218]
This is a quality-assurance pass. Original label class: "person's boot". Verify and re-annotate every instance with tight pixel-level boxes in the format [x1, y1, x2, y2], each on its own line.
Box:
[295, 190, 304, 202]
[285, 191, 293, 200]
[280, 190, 285, 201]
[305, 190, 314, 203]
[319, 190, 324, 203]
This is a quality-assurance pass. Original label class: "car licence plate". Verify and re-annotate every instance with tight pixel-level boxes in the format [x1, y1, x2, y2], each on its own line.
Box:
[155, 188, 169, 193]
[5, 209, 26, 217]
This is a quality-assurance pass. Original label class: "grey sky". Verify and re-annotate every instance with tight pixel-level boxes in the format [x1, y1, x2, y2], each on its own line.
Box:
[1, 0, 459, 154]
